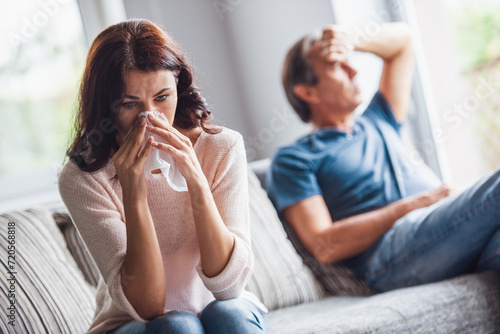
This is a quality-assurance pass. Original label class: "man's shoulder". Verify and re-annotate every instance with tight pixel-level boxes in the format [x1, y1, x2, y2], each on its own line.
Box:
[361, 91, 402, 131]
[272, 136, 314, 165]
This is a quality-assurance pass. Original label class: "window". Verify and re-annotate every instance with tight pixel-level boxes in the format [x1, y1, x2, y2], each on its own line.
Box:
[442, 0, 500, 182]
[0, 0, 86, 211]
[414, 0, 500, 189]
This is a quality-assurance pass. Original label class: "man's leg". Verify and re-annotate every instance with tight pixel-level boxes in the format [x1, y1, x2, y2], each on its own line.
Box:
[477, 228, 500, 272]
[343, 168, 500, 293]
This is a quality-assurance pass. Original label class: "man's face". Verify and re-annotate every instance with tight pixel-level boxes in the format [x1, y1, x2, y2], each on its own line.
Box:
[307, 38, 362, 113]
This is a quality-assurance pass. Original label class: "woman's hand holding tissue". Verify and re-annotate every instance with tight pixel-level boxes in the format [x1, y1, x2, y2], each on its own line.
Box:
[146, 111, 235, 278]
[112, 116, 155, 201]
[145, 112, 207, 190]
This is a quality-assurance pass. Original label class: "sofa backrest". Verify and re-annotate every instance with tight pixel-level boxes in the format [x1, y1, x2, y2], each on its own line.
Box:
[248, 159, 270, 189]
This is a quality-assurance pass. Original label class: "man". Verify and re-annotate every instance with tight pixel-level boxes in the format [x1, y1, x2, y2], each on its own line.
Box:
[267, 22, 500, 293]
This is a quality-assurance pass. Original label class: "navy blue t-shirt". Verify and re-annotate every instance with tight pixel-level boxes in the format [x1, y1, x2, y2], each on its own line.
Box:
[267, 91, 441, 221]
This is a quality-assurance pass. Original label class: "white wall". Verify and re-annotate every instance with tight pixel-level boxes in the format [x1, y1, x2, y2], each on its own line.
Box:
[123, 0, 337, 160]
[77, 0, 127, 44]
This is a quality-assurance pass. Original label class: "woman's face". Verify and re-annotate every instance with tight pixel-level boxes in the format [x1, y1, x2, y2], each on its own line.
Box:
[115, 69, 178, 143]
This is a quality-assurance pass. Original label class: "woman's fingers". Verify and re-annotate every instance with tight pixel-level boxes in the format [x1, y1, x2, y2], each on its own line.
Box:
[146, 124, 186, 149]
[136, 136, 154, 167]
[122, 117, 148, 160]
[151, 141, 188, 171]
[147, 112, 171, 130]
[146, 113, 192, 147]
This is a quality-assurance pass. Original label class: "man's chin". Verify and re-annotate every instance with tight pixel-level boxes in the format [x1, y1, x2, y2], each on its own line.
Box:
[353, 97, 363, 109]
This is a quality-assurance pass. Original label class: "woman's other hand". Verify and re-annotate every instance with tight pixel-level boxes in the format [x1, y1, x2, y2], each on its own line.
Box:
[145, 112, 206, 188]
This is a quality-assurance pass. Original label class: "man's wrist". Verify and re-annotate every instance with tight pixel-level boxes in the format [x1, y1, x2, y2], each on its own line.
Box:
[391, 197, 412, 220]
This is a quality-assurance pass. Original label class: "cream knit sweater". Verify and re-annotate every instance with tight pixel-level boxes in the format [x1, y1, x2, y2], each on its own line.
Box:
[58, 127, 262, 334]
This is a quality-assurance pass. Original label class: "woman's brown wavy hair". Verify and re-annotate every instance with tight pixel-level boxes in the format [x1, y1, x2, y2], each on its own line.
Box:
[66, 19, 219, 172]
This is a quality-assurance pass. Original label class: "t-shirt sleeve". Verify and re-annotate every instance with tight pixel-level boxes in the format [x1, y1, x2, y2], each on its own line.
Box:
[58, 162, 148, 323]
[196, 133, 254, 301]
[363, 90, 403, 134]
[266, 148, 322, 214]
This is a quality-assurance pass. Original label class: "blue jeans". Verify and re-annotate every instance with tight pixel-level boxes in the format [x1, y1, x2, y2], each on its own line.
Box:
[342, 168, 500, 293]
[106, 298, 267, 334]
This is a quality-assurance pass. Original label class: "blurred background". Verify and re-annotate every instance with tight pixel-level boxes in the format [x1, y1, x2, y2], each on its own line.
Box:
[1, 0, 499, 211]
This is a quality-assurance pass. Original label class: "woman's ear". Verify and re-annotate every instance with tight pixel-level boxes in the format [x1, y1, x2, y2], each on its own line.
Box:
[294, 84, 319, 104]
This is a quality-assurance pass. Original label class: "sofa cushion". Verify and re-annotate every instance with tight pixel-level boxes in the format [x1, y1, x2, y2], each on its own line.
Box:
[0, 208, 96, 334]
[281, 221, 373, 297]
[245, 167, 328, 311]
[266, 270, 500, 333]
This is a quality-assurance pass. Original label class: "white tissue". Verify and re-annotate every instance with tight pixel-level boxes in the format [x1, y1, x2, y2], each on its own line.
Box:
[137, 111, 188, 192]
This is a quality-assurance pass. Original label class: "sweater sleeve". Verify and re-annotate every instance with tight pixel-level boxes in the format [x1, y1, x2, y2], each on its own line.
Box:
[195, 133, 254, 300]
[58, 162, 148, 323]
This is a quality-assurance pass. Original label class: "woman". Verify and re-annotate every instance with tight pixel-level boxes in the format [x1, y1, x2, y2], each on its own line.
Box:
[58, 19, 267, 334]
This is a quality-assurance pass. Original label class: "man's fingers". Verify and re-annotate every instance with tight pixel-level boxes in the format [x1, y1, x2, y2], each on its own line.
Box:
[322, 44, 350, 56]
[322, 25, 347, 39]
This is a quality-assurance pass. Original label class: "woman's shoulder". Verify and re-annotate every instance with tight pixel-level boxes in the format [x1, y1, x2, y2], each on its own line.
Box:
[196, 126, 246, 174]
[199, 126, 243, 151]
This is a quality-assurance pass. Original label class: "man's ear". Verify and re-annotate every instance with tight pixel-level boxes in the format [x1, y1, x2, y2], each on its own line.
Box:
[294, 84, 320, 104]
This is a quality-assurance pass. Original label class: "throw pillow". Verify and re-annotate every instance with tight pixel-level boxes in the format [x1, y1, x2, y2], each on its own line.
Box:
[281, 220, 373, 296]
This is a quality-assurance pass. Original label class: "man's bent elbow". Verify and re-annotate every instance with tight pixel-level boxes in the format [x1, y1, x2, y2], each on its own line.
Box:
[313, 245, 342, 265]
[313, 239, 357, 265]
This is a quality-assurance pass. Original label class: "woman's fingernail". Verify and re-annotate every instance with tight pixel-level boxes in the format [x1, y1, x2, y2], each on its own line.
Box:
[146, 124, 154, 130]
[140, 117, 146, 125]
[148, 113, 156, 120]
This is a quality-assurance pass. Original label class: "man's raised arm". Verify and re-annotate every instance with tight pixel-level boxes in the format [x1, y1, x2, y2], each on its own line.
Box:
[354, 22, 414, 123]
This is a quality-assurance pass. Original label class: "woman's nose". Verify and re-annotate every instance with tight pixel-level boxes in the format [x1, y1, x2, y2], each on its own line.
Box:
[142, 101, 155, 112]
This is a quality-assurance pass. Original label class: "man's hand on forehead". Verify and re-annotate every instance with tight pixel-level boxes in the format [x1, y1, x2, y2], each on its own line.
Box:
[314, 25, 354, 63]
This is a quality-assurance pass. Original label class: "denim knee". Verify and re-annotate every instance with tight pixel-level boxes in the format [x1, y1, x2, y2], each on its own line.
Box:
[145, 310, 204, 334]
[200, 298, 267, 334]
[477, 228, 500, 273]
